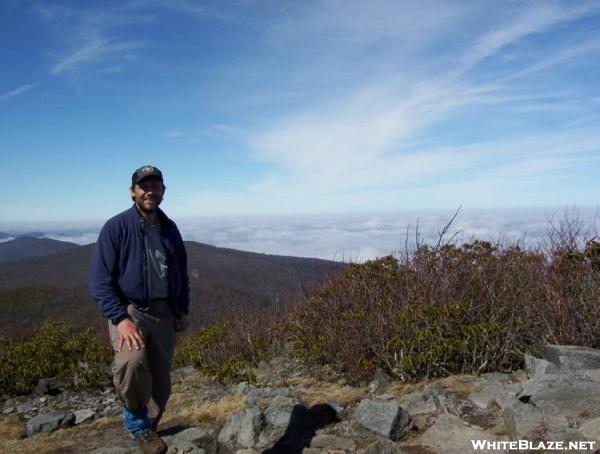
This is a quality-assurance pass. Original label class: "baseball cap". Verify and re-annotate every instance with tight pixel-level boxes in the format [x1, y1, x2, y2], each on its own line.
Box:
[131, 165, 163, 186]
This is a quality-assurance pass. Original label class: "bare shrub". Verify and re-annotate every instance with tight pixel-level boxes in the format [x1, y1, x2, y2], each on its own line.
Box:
[174, 208, 600, 385]
[289, 210, 600, 383]
[174, 304, 288, 383]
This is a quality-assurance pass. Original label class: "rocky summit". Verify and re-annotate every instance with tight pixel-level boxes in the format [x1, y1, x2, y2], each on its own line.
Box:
[2, 345, 600, 453]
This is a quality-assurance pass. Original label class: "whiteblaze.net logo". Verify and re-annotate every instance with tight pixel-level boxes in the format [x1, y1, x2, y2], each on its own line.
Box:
[471, 440, 596, 451]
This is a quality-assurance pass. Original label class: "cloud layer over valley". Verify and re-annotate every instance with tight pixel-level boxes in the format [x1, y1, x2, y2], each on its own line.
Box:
[2, 208, 597, 262]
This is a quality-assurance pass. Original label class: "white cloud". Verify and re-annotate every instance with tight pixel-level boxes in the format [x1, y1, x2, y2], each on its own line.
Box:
[2, 208, 598, 261]
[50, 39, 147, 75]
[34, 3, 151, 77]
[458, 2, 597, 74]
[244, 1, 600, 210]
[497, 39, 600, 84]
[148, 0, 233, 21]
[175, 207, 599, 261]
[0, 83, 35, 101]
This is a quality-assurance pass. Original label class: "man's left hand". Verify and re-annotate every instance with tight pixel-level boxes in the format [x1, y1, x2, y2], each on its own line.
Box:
[174, 314, 189, 332]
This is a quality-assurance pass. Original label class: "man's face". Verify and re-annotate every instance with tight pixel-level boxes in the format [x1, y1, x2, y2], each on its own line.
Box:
[130, 176, 164, 214]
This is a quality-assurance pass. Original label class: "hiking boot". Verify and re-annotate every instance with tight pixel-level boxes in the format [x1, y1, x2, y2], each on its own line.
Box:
[132, 429, 167, 454]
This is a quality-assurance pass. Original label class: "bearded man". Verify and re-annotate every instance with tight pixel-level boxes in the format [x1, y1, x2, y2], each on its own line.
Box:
[90, 165, 190, 454]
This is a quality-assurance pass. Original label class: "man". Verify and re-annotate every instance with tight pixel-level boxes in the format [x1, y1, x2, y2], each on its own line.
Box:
[90, 165, 190, 454]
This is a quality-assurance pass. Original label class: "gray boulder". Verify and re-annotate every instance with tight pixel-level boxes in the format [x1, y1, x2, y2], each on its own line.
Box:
[237, 408, 264, 448]
[468, 374, 522, 410]
[418, 413, 502, 453]
[73, 408, 96, 425]
[17, 401, 35, 414]
[520, 374, 600, 418]
[235, 382, 252, 396]
[167, 443, 205, 454]
[397, 391, 437, 418]
[354, 399, 410, 440]
[246, 387, 275, 408]
[170, 427, 216, 454]
[524, 354, 559, 379]
[256, 396, 302, 449]
[218, 411, 244, 445]
[504, 400, 586, 442]
[26, 410, 75, 436]
[422, 384, 459, 415]
[364, 439, 406, 454]
[503, 401, 546, 441]
[309, 434, 356, 450]
[544, 345, 600, 370]
[264, 395, 299, 428]
[580, 417, 600, 442]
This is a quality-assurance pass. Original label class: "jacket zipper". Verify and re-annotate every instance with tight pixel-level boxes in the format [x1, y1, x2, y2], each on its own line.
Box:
[144, 229, 151, 303]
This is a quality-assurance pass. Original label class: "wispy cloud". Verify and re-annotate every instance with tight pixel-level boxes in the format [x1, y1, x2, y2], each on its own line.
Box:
[497, 39, 600, 83]
[0, 83, 35, 101]
[147, 0, 233, 21]
[34, 3, 151, 76]
[458, 3, 597, 74]
[246, 1, 600, 208]
[49, 39, 147, 75]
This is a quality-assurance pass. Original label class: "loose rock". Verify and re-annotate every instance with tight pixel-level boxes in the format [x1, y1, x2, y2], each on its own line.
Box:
[354, 399, 410, 441]
[26, 410, 75, 436]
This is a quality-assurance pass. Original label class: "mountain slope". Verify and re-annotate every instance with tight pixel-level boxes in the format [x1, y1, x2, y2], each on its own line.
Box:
[0, 237, 80, 263]
[0, 241, 345, 337]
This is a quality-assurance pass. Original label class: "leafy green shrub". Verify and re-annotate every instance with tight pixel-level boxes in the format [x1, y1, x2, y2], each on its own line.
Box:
[0, 321, 111, 395]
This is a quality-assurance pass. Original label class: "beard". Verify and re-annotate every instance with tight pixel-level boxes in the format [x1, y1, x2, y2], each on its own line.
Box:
[135, 197, 161, 214]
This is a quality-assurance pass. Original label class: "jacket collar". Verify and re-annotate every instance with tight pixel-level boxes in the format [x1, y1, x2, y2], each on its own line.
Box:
[128, 204, 172, 232]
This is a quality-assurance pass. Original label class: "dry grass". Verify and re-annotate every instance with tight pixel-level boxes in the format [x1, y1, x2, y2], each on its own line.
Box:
[384, 375, 481, 402]
[0, 414, 25, 441]
[435, 374, 480, 395]
[279, 376, 318, 388]
[0, 416, 125, 454]
[384, 380, 430, 399]
[299, 381, 366, 407]
[162, 393, 245, 428]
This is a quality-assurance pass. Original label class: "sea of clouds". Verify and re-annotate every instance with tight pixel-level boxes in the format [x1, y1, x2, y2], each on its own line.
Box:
[1, 207, 598, 262]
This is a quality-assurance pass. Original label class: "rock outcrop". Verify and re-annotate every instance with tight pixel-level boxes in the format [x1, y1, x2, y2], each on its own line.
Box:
[2, 345, 600, 453]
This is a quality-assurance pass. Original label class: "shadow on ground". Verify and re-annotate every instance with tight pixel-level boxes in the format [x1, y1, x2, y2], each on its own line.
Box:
[158, 424, 191, 437]
[263, 403, 339, 454]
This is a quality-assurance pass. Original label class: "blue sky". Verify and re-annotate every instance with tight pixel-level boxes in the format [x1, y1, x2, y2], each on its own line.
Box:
[2, 0, 600, 224]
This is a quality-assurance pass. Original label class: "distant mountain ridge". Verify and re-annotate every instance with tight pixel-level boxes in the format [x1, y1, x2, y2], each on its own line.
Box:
[0, 237, 80, 263]
[0, 240, 346, 337]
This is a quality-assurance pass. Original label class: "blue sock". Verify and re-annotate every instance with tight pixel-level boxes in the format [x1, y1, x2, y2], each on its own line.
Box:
[123, 406, 151, 434]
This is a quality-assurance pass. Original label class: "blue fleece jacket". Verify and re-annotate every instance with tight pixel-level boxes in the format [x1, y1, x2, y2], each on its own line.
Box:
[89, 205, 190, 323]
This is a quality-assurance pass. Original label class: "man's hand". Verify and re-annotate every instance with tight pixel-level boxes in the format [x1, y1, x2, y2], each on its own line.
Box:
[116, 318, 145, 352]
[174, 314, 189, 332]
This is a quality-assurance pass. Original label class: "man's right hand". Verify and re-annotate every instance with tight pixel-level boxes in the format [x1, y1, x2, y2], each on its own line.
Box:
[116, 318, 145, 352]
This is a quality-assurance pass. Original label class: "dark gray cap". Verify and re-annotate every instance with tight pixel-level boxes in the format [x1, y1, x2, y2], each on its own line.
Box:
[131, 165, 163, 185]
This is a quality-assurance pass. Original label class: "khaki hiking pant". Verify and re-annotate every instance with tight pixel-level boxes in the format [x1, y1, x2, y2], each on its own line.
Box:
[109, 300, 176, 418]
